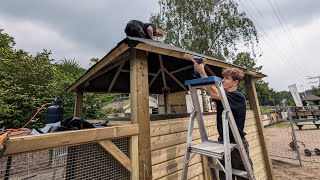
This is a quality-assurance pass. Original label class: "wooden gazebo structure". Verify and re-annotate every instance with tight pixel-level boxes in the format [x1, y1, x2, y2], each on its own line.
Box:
[1, 37, 274, 180]
[67, 37, 274, 179]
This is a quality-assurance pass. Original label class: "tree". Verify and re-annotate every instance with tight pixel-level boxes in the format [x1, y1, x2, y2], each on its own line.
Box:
[150, 0, 259, 60]
[0, 29, 114, 128]
[233, 52, 272, 105]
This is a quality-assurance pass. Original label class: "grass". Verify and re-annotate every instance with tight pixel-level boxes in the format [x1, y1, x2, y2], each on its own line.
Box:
[265, 121, 291, 128]
[260, 106, 273, 115]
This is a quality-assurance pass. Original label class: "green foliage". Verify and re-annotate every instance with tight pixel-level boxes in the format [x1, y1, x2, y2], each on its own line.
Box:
[233, 52, 262, 72]
[232, 52, 272, 104]
[306, 86, 320, 97]
[0, 29, 114, 128]
[151, 0, 259, 59]
[260, 106, 272, 115]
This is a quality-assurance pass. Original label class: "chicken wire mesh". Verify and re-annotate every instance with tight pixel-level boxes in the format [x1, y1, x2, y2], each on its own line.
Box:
[0, 137, 130, 180]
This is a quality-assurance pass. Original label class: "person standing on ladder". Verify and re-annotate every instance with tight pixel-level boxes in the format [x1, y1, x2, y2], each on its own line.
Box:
[193, 60, 252, 180]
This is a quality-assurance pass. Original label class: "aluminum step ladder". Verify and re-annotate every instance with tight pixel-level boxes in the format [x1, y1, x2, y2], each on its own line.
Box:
[181, 76, 255, 180]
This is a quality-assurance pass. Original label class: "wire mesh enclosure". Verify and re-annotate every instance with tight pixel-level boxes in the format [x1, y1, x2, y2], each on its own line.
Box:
[0, 137, 130, 180]
[265, 119, 320, 167]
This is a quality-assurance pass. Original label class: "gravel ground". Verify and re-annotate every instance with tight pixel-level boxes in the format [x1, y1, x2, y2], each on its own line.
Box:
[265, 122, 320, 179]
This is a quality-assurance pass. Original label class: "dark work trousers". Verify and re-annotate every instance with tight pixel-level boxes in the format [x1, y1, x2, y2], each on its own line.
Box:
[217, 136, 253, 180]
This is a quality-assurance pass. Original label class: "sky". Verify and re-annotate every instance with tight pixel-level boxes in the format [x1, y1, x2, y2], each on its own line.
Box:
[0, 0, 319, 92]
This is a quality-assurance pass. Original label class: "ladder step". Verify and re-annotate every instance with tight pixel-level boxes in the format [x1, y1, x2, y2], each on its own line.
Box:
[209, 164, 248, 178]
[189, 140, 236, 160]
[184, 76, 221, 86]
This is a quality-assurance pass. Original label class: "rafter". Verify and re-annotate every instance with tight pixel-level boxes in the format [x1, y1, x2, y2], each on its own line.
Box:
[108, 62, 125, 92]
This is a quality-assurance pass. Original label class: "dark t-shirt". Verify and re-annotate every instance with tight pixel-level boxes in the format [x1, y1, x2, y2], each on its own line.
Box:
[130, 20, 156, 39]
[214, 91, 247, 143]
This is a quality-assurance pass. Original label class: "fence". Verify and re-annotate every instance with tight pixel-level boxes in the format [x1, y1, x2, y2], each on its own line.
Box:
[264, 106, 320, 167]
[0, 125, 138, 180]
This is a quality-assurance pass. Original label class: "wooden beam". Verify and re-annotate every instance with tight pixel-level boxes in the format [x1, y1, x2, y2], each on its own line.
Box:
[108, 62, 125, 92]
[163, 67, 187, 91]
[98, 140, 132, 172]
[121, 69, 157, 76]
[205, 65, 216, 76]
[159, 54, 167, 89]
[4, 124, 139, 156]
[74, 90, 83, 117]
[170, 65, 193, 74]
[130, 49, 152, 179]
[134, 44, 266, 79]
[149, 69, 161, 88]
[131, 135, 139, 180]
[88, 57, 130, 83]
[67, 43, 129, 92]
[245, 76, 275, 180]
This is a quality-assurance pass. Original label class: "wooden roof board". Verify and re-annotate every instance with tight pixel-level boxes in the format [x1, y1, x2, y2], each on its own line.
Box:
[67, 37, 266, 93]
[302, 94, 320, 101]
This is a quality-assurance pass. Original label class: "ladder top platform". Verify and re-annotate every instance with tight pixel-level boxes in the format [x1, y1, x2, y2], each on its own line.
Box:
[184, 76, 221, 86]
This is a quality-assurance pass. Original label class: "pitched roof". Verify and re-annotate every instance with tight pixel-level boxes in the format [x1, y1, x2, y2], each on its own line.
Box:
[67, 37, 266, 93]
[302, 94, 320, 101]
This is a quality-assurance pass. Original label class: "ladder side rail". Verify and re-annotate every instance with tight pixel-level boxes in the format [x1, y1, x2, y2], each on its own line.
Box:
[181, 110, 197, 180]
[189, 86, 209, 141]
[215, 83, 255, 180]
[222, 110, 233, 180]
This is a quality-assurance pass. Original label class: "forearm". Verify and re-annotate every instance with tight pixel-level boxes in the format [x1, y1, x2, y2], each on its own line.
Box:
[147, 28, 154, 40]
[198, 70, 220, 100]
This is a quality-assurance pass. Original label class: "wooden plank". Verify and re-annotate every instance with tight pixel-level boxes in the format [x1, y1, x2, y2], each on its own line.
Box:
[108, 61, 125, 92]
[163, 68, 188, 91]
[150, 114, 217, 125]
[245, 131, 260, 142]
[248, 138, 261, 150]
[251, 153, 265, 166]
[151, 117, 216, 137]
[134, 44, 265, 79]
[159, 54, 167, 89]
[87, 56, 130, 83]
[253, 159, 265, 175]
[74, 90, 83, 117]
[131, 135, 139, 180]
[244, 124, 258, 135]
[245, 76, 275, 180]
[255, 168, 267, 180]
[151, 139, 203, 165]
[244, 117, 256, 127]
[152, 154, 202, 179]
[149, 69, 162, 88]
[98, 140, 132, 172]
[130, 49, 152, 180]
[151, 128, 218, 151]
[170, 65, 193, 74]
[157, 162, 203, 180]
[205, 66, 216, 76]
[249, 145, 263, 157]
[4, 124, 139, 156]
[201, 156, 213, 180]
[67, 43, 129, 92]
[189, 174, 205, 180]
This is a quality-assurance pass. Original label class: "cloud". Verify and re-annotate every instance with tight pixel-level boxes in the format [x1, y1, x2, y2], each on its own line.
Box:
[0, 0, 319, 91]
[0, 0, 159, 54]
[0, 15, 102, 67]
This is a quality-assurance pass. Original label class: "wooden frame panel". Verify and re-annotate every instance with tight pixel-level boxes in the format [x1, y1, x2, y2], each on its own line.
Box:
[4, 125, 138, 156]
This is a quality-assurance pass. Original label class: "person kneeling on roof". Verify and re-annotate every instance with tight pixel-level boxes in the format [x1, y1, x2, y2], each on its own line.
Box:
[125, 20, 163, 40]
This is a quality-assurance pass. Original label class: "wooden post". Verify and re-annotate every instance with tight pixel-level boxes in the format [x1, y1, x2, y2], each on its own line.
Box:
[130, 49, 151, 180]
[74, 90, 83, 117]
[245, 76, 275, 180]
[164, 93, 169, 114]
